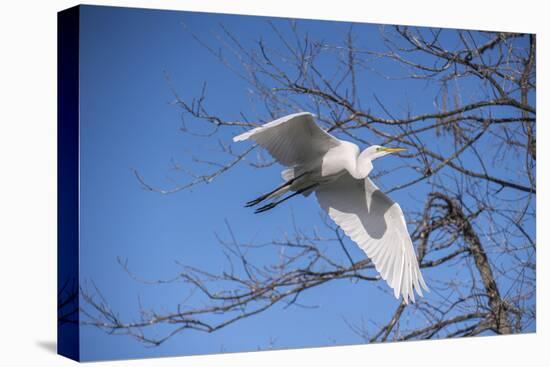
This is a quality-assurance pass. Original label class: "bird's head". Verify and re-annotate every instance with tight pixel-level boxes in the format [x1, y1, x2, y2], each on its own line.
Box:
[366, 145, 407, 160]
[353, 145, 407, 179]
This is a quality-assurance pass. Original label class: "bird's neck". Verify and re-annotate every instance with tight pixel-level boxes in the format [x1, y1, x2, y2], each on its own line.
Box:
[350, 149, 373, 179]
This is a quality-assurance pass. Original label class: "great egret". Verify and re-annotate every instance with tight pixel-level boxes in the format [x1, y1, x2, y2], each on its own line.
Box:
[233, 112, 428, 303]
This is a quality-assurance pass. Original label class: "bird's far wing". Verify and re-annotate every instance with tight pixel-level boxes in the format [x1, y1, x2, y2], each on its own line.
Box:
[315, 174, 428, 303]
[233, 112, 341, 167]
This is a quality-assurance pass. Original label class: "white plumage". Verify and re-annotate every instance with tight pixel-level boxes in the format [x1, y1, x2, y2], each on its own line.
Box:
[233, 112, 340, 166]
[233, 112, 428, 303]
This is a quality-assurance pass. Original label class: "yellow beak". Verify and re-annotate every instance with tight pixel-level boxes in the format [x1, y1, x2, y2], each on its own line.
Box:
[381, 147, 407, 153]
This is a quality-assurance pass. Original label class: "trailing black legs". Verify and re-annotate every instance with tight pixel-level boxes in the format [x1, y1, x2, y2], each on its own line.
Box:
[253, 183, 319, 214]
[244, 172, 307, 208]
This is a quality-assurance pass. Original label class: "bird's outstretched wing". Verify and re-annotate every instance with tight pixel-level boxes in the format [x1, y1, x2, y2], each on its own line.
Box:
[316, 173, 428, 303]
[233, 112, 341, 167]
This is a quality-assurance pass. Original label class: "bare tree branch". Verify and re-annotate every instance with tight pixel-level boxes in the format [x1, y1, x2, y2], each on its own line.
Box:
[80, 23, 535, 348]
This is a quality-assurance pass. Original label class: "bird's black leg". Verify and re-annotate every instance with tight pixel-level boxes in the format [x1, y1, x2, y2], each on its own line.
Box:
[245, 182, 289, 207]
[254, 183, 319, 214]
[245, 172, 307, 207]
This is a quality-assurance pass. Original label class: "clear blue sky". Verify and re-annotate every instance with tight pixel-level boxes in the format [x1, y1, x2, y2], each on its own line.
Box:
[77, 5, 535, 361]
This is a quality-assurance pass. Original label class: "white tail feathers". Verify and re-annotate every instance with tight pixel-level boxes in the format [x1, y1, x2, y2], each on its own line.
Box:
[281, 168, 295, 181]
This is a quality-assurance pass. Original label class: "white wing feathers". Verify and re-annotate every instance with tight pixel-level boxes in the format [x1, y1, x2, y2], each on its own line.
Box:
[316, 174, 428, 303]
[233, 112, 340, 167]
[234, 112, 427, 302]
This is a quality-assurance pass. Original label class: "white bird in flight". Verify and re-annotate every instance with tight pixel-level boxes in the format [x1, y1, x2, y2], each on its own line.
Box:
[233, 112, 428, 303]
